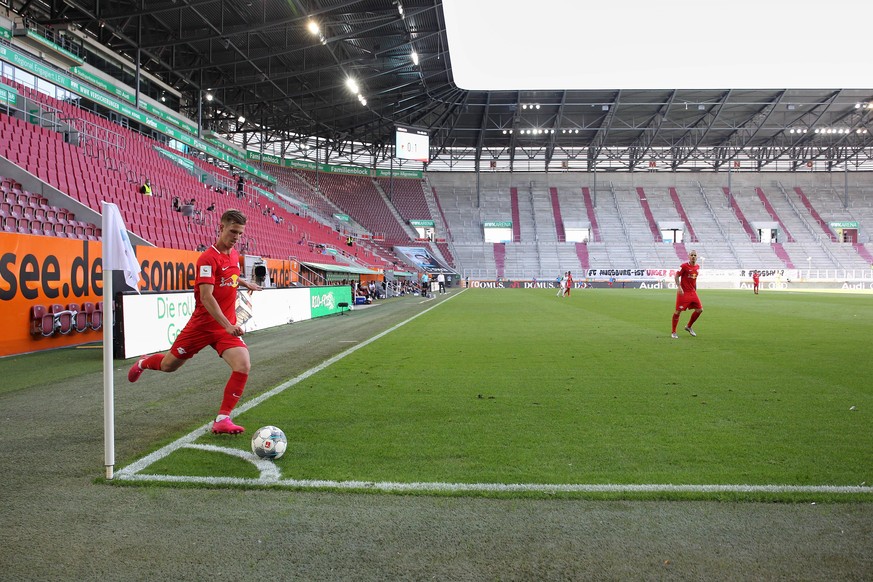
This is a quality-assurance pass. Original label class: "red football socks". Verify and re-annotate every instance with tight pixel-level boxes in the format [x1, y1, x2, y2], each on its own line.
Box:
[671, 313, 680, 333]
[142, 353, 165, 371]
[218, 371, 248, 416]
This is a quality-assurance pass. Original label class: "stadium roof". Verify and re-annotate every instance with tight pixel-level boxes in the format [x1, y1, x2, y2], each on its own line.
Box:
[26, 0, 873, 171]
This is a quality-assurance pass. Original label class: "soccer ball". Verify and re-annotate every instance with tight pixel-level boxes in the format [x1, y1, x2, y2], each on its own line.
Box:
[251, 425, 287, 460]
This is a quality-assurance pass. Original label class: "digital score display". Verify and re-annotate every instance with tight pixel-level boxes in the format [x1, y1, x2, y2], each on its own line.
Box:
[395, 125, 429, 163]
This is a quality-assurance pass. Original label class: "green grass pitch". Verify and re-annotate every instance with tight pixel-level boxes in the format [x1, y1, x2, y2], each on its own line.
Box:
[112, 288, 873, 501]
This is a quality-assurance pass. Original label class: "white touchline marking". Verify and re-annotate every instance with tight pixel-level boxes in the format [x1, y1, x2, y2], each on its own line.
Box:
[115, 288, 871, 495]
[115, 469, 873, 495]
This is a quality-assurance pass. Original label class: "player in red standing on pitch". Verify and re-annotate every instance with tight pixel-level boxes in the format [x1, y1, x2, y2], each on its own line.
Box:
[563, 271, 574, 297]
[752, 270, 760, 295]
[671, 250, 703, 339]
[127, 209, 263, 434]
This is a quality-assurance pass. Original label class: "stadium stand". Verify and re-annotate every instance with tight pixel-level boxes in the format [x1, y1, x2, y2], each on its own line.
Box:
[427, 171, 873, 278]
[0, 80, 392, 270]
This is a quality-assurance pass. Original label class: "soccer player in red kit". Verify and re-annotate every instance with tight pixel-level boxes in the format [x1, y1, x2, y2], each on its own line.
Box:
[671, 250, 702, 339]
[127, 209, 262, 434]
[752, 271, 760, 294]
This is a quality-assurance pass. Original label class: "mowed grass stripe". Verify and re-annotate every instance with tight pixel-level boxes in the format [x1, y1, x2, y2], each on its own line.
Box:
[134, 289, 873, 497]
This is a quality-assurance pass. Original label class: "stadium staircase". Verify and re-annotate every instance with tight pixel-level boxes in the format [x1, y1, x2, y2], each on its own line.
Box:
[853, 243, 873, 265]
[756, 187, 795, 242]
[493, 243, 506, 277]
[636, 187, 662, 241]
[575, 242, 589, 269]
[669, 187, 698, 242]
[771, 243, 796, 269]
[723, 187, 758, 241]
[549, 187, 566, 242]
[509, 187, 522, 242]
[794, 187, 839, 242]
[581, 187, 602, 242]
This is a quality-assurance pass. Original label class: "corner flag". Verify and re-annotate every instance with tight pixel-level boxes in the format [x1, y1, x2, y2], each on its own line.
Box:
[102, 202, 141, 479]
[102, 202, 141, 290]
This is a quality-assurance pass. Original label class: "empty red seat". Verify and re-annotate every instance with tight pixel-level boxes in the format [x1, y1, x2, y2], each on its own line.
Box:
[30, 305, 54, 336]
[50, 304, 73, 335]
[68, 303, 89, 333]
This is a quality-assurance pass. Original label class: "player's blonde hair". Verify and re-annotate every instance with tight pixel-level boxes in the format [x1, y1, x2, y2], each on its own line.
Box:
[221, 209, 247, 226]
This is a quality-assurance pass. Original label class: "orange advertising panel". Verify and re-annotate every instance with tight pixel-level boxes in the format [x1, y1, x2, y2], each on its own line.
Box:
[135, 246, 200, 292]
[1, 234, 300, 357]
[266, 258, 292, 288]
[0, 233, 105, 357]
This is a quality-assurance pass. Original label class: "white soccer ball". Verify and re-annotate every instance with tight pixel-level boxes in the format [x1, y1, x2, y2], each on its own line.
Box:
[251, 425, 288, 460]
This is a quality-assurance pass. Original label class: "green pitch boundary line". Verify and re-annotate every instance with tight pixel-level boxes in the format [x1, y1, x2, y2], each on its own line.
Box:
[115, 291, 464, 480]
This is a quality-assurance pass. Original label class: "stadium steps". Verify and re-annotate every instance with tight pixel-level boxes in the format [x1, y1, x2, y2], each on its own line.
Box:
[549, 187, 566, 242]
[581, 187, 602, 242]
[756, 187, 795, 242]
[723, 187, 758, 241]
[794, 187, 839, 241]
[636, 187, 662, 241]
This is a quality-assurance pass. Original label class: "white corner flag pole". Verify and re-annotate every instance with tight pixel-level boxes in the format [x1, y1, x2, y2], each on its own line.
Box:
[101, 202, 142, 480]
[102, 244, 115, 480]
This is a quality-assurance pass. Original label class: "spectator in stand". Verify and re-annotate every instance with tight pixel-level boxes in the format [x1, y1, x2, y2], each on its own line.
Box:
[172, 196, 182, 212]
[140, 178, 152, 196]
[236, 175, 245, 199]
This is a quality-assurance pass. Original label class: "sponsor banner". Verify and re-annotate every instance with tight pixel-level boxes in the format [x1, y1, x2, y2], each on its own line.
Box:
[484, 221, 512, 228]
[394, 246, 455, 274]
[137, 247, 293, 292]
[141, 100, 198, 135]
[266, 258, 293, 288]
[0, 26, 11, 41]
[0, 235, 302, 357]
[308, 286, 352, 318]
[0, 233, 105, 357]
[375, 168, 423, 179]
[71, 66, 135, 104]
[119, 291, 196, 357]
[135, 246, 200, 292]
[118, 285, 349, 359]
[325, 164, 371, 177]
[154, 146, 195, 172]
[246, 151, 282, 166]
[203, 131, 246, 159]
[283, 157, 318, 171]
[247, 151, 427, 178]
[409, 220, 435, 227]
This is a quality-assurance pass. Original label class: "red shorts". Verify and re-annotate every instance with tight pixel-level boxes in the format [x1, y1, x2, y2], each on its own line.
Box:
[170, 322, 247, 359]
[676, 291, 702, 311]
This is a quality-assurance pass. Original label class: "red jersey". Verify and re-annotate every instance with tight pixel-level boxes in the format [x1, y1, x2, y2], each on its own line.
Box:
[677, 262, 699, 294]
[190, 245, 242, 332]
[752, 273, 760, 284]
